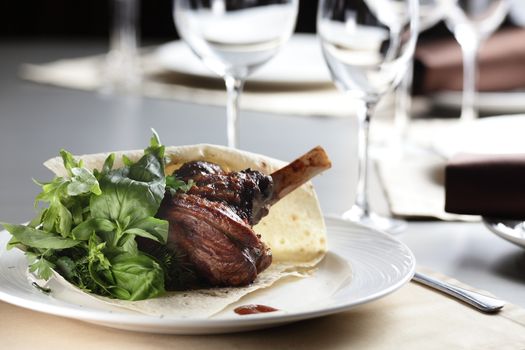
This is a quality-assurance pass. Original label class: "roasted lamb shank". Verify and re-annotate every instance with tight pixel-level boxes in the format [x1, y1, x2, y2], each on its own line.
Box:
[153, 147, 331, 289]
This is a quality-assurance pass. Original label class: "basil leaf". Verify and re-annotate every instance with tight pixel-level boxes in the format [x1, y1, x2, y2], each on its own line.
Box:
[70, 202, 84, 226]
[118, 234, 138, 255]
[57, 202, 73, 237]
[129, 153, 165, 183]
[28, 209, 44, 228]
[90, 172, 159, 226]
[60, 149, 80, 176]
[123, 228, 162, 245]
[148, 129, 161, 149]
[41, 205, 58, 233]
[144, 130, 165, 165]
[122, 155, 134, 167]
[124, 217, 168, 244]
[2, 223, 80, 249]
[6, 236, 21, 250]
[90, 153, 165, 228]
[67, 167, 101, 196]
[101, 153, 115, 175]
[108, 253, 165, 301]
[71, 218, 115, 241]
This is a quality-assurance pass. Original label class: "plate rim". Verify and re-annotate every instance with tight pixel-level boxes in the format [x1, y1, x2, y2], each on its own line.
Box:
[482, 217, 525, 249]
[0, 216, 416, 333]
[154, 33, 332, 85]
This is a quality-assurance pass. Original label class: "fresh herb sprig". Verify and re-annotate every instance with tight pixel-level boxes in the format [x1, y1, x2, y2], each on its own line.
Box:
[2, 132, 192, 301]
[166, 176, 194, 195]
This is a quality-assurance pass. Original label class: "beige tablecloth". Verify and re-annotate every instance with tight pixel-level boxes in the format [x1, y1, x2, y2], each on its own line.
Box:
[20, 53, 366, 119]
[2, 269, 525, 350]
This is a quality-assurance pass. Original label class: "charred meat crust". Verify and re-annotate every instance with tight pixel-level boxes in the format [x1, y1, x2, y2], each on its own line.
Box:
[158, 193, 271, 287]
[175, 161, 274, 225]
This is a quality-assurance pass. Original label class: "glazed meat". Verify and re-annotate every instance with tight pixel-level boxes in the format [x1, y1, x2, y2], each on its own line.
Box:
[175, 161, 274, 225]
[156, 146, 331, 288]
[158, 193, 272, 286]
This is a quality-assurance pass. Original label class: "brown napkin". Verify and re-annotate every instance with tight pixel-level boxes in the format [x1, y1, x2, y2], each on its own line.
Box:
[445, 153, 525, 219]
[413, 27, 525, 94]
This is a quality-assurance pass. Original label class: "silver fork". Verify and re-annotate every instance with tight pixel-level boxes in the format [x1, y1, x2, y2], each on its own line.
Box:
[413, 272, 506, 313]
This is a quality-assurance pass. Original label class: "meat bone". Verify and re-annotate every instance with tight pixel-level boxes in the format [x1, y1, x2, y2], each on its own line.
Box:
[269, 146, 332, 206]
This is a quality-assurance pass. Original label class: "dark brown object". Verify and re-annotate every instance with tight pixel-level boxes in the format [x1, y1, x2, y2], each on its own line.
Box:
[445, 153, 525, 219]
[158, 147, 332, 288]
[413, 28, 525, 94]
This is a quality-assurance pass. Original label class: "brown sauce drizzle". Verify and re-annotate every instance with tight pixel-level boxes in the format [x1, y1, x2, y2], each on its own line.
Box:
[234, 304, 279, 315]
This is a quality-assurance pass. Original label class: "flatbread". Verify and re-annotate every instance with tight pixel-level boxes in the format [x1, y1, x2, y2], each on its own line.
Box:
[43, 144, 327, 317]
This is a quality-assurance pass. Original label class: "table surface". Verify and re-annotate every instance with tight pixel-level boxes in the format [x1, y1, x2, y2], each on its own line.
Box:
[1, 38, 524, 316]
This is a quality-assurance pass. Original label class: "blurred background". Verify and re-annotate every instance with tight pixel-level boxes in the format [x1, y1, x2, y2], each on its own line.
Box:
[0, 0, 457, 40]
[2, 0, 519, 100]
[0, 0, 318, 39]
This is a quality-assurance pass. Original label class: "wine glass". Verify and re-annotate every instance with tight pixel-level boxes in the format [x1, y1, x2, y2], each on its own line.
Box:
[101, 0, 141, 94]
[444, 0, 509, 122]
[394, 0, 450, 151]
[318, 0, 419, 234]
[173, 0, 299, 148]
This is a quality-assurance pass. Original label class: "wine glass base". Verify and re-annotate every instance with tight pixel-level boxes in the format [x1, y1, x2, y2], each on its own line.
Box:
[342, 206, 407, 235]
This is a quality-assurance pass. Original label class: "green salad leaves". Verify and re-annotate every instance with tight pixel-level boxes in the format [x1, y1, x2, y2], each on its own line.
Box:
[2, 132, 192, 301]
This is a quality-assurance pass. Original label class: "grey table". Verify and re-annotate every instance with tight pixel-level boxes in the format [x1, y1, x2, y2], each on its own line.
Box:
[1, 39, 524, 308]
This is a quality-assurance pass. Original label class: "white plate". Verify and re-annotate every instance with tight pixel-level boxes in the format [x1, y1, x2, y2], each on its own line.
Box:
[432, 90, 525, 114]
[483, 218, 525, 249]
[431, 114, 525, 158]
[154, 34, 332, 85]
[0, 217, 415, 334]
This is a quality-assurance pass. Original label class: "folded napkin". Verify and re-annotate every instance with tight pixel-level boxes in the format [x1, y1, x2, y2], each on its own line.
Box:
[2, 269, 525, 350]
[445, 153, 525, 219]
[373, 118, 478, 221]
[414, 27, 525, 94]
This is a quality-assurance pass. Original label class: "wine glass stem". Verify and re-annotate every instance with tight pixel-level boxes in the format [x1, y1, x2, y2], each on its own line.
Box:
[103, 0, 140, 93]
[111, 0, 139, 57]
[224, 76, 245, 149]
[460, 40, 480, 122]
[395, 58, 414, 144]
[354, 100, 375, 216]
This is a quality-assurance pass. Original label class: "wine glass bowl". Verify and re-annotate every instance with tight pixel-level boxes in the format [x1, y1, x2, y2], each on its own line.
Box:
[446, 0, 509, 43]
[418, 0, 449, 31]
[173, 0, 299, 148]
[318, 0, 418, 104]
[444, 0, 510, 121]
[394, 0, 451, 153]
[318, 0, 419, 234]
